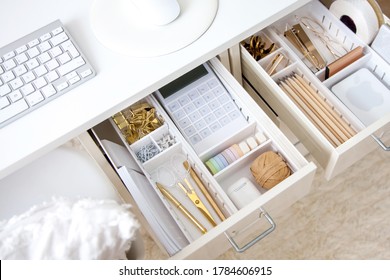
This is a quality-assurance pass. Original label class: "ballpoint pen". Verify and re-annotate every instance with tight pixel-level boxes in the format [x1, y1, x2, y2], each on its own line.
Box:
[156, 182, 207, 234]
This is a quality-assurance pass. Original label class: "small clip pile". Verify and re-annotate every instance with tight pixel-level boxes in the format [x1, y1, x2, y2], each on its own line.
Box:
[242, 35, 276, 60]
[112, 102, 163, 144]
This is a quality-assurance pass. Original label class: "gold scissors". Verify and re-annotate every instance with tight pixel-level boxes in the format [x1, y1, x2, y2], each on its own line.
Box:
[177, 177, 217, 227]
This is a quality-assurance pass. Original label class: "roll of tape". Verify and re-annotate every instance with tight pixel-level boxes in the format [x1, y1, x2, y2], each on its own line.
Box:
[329, 0, 379, 44]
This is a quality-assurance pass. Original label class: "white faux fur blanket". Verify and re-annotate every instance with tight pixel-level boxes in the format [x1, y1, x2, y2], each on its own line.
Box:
[0, 197, 139, 260]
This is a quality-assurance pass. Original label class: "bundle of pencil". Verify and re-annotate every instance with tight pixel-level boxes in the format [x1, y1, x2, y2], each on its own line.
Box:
[278, 73, 356, 147]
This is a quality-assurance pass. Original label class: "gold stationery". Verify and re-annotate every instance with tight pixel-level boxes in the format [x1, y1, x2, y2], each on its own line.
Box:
[156, 182, 207, 234]
[112, 102, 163, 144]
[183, 161, 226, 221]
[284, 24, 326, 71]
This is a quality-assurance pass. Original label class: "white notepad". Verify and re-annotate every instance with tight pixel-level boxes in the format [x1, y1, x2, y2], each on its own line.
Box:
[331, 68, 390, 126]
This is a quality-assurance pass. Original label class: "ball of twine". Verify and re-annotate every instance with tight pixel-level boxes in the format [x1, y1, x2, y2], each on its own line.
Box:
[250, 151, 291, 190]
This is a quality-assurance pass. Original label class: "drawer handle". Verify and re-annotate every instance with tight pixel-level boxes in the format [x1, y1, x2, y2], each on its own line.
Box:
[225, 208, 276, 253]
[372, 135, 390, 151]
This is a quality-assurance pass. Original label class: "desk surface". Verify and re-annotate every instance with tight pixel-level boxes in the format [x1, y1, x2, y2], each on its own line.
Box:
[0, 0, 310, 179]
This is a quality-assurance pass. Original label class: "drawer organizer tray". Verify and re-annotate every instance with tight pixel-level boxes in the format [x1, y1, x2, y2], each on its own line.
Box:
[241, 0, 390, 180]
[88, 58, 316, 259]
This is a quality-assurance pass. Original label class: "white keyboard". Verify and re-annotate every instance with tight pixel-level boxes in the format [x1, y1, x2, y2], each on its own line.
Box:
[0, 20, 95, 128]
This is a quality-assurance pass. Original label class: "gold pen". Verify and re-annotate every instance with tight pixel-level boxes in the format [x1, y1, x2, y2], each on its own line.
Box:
[156, 182, 207, 234]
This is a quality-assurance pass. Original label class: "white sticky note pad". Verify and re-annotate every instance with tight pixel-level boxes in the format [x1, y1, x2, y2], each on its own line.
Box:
[331, 68, 390, 126]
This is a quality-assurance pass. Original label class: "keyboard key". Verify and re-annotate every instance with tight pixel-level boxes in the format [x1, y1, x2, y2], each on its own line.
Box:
[3, 59, 17, 71]
[14, 65, 27, 76]
[20, 84, 35, 95]
[51, 26, 63, 35]
[46, 71, 59, 82]
[199, 127, 212, 138]
[40, 33, 52, 42]
[50, 46, 63, 57]
[178, 117, 191, 128]
[3, 51, 15, 61]
[188, 90, 199, 100]
[61, 41, 79, 58]
[38, 52, 51, 64]
[8, 90, 23, 102]
[0, 84, 11, 96]
[210, 121, 221, 132]
[46, 59, 60, 71]
[10, 77, 23, 90]
[207, 78, 219, 89]
[26, 58, 39, 70]
[0, 99, 29, 124]
[33, 77, 47, 89]
[58, 52, 71, 64]
[56, 81, 68, 91]
[184, 125, 196, 136]
[15, 45, 27, 54]
[183, 103, 196, 114]
[178, 95, 190, 106]
[0, 97, 10, 109]
[189, 134, 202, 145]
[38, 41, 51, 52]
[21, 72, 36, 84]
[15, 53, 28, 64]
[80, 69, 92, 78]
[26, 91, 44, 106]
[68, 75, 81, 85]
[1, 71, 15, 83]
[173, 109, 186, 120]
[188, 110, 201, 122]
[41, 84, 56, 97]
[34, 65, 48, 77]
[57, 56, 85, 76]
[194, 119, 207, 130]
[50, 32, 68, 46]
[167, 100, 180, 112]
[193, 96, 206, 108]
[229, 110, 241, 120]
[27, 39, 40, 48]
[27, 46, 40, 58]
[197, 83, 209, 94]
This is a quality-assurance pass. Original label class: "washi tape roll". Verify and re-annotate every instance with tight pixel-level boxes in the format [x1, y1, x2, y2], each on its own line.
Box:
[255, 131, 267, 145]
[238, 141, 251, 154]
[231, 144, 244, 158]
[246, 136, 258, 150]
[329, 0, 379, 44]
[222, 149, 235, 164]
[205, 159, 218, 175]
[215, 153, 229, 169]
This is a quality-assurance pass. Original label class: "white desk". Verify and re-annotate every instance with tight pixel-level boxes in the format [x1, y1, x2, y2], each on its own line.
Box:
[0, 0, 311, 179]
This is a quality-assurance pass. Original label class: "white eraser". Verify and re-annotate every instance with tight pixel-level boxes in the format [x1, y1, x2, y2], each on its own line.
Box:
[246, 136, 258, 150]
[255, 132, 267, 144]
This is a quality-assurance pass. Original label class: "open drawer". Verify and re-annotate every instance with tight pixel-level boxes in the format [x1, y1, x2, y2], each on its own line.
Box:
[241, 0, 390, 180]
[80, 58, 316, 259]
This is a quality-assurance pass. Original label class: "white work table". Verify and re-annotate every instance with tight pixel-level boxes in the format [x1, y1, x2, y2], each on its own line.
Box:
[0, 0, 310, 179]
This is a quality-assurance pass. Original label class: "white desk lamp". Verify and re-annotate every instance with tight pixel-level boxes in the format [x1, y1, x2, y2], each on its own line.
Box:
[90, 0, 218, 57]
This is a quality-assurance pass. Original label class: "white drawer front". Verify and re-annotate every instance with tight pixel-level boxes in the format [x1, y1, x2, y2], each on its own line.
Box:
[85, 58, 316, 259]
[241, 0, 390, 180]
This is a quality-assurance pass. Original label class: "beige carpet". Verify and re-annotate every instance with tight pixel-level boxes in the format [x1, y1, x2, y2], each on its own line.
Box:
[141, 148, 390, 260]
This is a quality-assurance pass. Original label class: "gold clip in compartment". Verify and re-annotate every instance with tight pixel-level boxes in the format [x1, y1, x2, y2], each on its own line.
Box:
[284, 24, 326, 71]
